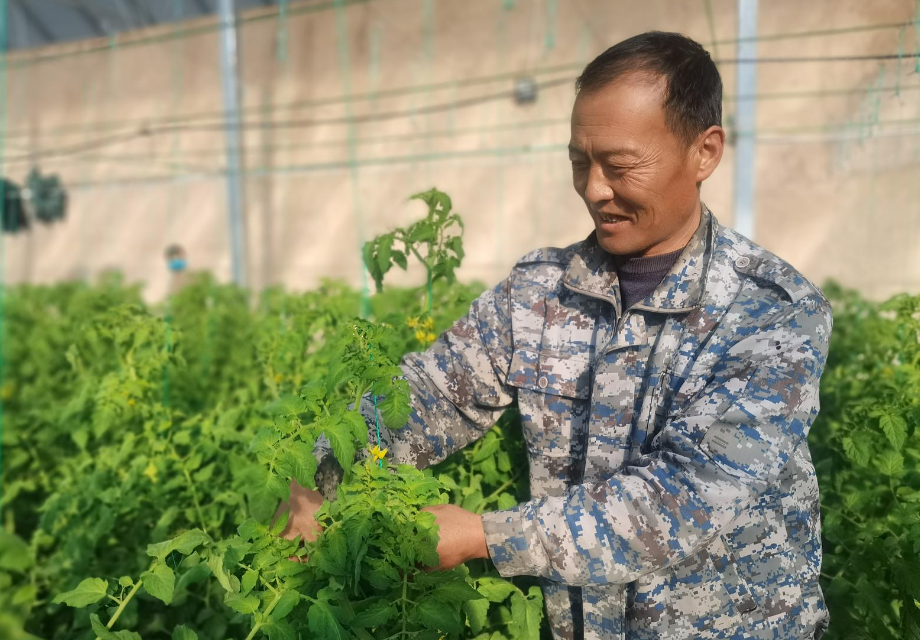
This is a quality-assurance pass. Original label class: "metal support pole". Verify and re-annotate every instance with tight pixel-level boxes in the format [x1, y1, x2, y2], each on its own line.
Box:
[218, 0, 248, 287]
[732, 0, 758, 240]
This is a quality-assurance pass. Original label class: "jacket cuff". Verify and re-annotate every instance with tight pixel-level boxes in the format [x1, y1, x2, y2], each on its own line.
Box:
[481, 502, 549, 578]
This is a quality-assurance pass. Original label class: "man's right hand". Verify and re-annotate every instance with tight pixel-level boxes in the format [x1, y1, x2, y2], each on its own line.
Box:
[273, 480, 325, 551]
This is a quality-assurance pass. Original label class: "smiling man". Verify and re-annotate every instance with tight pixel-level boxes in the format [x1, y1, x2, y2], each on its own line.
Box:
[283, 32, 833, 640]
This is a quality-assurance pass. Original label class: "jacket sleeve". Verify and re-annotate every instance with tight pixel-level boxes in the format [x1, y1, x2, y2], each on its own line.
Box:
[314, 278, 517, 496]
[482, 295, 833, 586]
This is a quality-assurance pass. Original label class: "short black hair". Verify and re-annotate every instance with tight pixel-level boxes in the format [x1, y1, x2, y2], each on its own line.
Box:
[575, 31, 722, 146]
[165, 244, 186, 259]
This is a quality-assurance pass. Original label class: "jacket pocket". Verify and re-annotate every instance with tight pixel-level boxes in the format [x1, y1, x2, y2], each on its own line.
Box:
[708, 534, 759, 619]
[655, 535, 758, 635]
[507, 348, 590, 458]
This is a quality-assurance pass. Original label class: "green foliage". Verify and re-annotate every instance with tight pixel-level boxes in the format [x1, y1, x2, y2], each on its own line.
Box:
[810, 282, 920, 639]
[5, 204, 918, 640]
[27, 167, 68, 224]
[363, 187, 465, 295]
[1, 193, 540, 639]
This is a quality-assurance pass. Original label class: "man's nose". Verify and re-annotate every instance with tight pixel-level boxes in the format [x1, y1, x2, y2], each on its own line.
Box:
[584, 165, 613, 204]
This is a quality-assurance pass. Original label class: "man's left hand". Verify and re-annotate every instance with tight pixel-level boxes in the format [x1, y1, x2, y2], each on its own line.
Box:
[421, 504, 490, 571]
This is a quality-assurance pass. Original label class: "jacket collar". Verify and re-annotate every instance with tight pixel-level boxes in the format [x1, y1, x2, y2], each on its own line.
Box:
[562, 203, 714, 315]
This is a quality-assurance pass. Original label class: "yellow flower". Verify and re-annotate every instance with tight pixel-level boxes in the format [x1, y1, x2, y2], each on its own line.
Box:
[128, 399, 136, 406]
[369, 444, 388, 463]
[422, 317, 434, 330]
[415, 329, 427, 343]
[425, 332, 437, 343]
[274, 373, 283, 383]
[406, 317, 420, 329]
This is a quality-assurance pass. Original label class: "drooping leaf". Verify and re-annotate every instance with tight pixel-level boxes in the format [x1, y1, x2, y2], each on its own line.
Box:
[225, 593, 261, 615]
[271, 590, 302, 621]
[172, 625, 199, 640]
[89, 614, 143, 640]
[350, 601, 397, 628]
[147, 529, 211, 560]
[141, 563, 176, 604]
[53, 577, 110, 608]
[476, 577, 518, 603]
[416, 596, 462, 635]
[880, 413, 908, 450]
[307, 601, 349, 640]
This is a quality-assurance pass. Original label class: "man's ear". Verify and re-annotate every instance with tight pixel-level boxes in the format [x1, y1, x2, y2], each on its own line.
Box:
[693, 125, 725, 183]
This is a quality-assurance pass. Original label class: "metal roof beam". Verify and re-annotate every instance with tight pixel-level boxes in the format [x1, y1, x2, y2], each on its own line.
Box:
[68, 0, 110, 37]
[190, 0, 211, 15]
[126, 0, 158, 27]
[13, 0, 56, 44]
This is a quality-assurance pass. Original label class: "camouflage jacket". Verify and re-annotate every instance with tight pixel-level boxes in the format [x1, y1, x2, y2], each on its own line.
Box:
[322, 205, 833, 640]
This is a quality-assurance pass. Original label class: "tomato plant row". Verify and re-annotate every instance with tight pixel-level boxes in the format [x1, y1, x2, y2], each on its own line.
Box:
[0, 189, 917, 639]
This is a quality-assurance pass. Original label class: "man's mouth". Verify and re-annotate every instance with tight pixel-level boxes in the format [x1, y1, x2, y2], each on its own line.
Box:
[597, 213, 630, 225]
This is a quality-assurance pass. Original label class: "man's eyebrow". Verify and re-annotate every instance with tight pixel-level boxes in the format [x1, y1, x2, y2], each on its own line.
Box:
[567, 144, 639, 158]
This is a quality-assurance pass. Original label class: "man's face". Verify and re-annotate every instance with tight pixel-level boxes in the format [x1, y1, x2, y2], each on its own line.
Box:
[569, 71, 714, 257]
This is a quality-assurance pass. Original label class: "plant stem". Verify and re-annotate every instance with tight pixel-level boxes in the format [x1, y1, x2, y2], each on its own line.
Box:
[107, 579, 143, 629]
[401, 569, 408, 638]
[244, 590, 283, 640]
[182, 467, 209, 534]
[479, 471, 523, 512]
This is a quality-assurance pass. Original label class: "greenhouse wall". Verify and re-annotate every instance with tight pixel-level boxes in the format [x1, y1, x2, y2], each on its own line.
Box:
[1, 0, 917, 300]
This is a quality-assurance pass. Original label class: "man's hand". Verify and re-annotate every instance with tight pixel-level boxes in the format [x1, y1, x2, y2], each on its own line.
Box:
[273, 480, 325, 551]
[421, 504, 490, 571]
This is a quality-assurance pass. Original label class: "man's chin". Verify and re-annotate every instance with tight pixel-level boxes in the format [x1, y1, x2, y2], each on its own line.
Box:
[595, 229, 642, 256]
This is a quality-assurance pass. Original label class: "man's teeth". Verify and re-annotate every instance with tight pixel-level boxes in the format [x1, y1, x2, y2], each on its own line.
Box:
[600, 214, 625, 222]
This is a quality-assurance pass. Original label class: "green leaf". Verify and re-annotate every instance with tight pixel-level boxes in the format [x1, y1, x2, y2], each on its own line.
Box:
[379, 381, 411, 429]
[207, 553, 238, 593]
[0, 532, 32, 572]
[391, 250, 408, 270]
[350, 601, 397, 627]
[878, 450, 905, 477]
[880, 413, 908, 450]
[307, 601, 348, 640]
[271, 590, 302, 621]
[225, 593, 261, 615]
[377, 235, 394, 275]
[263, 620, 296, 640]
[510, 591, 542, 640]
[240, 570, 258, 596]
[842, 434, 872, 467]
[89, 614, 143, 640]
[147, 529, 211, 560]
[238, 518, 268, 541]
[323, 416, 356, 472]
[172, 625, 199, 640]
[431, 579, 484, 604]
[464, 598, 490, 635]
[53, 577, 110, 608]
[271, 510, 290, 537]
[343, 410, 370, 444]
[416, 596, 462, 634]
[141, 563, 176, 604]
[476, 577, 517, 603]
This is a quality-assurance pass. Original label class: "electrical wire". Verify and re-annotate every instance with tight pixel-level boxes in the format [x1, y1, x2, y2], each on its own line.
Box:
[1, 76, 576, 163]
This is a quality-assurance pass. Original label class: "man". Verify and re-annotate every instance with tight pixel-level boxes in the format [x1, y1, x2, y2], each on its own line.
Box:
[164, 244, 189, 296]
[283, 32, 832, 640]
